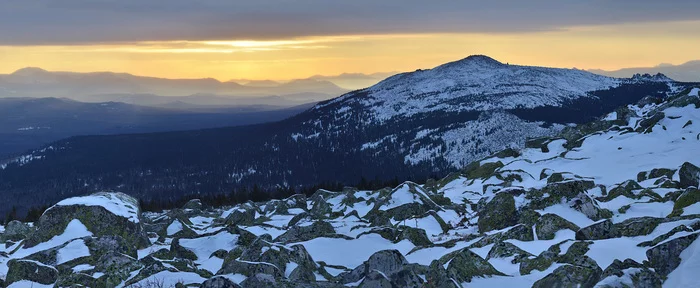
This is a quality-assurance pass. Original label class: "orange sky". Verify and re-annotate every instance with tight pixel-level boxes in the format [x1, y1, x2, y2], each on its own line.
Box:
[1, 20, 699, 80]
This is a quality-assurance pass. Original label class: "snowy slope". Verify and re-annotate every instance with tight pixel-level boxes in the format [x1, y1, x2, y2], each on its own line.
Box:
[1, 87, 699, 287]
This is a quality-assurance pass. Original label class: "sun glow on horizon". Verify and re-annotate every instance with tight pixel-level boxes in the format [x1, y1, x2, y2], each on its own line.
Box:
[1, 21, 699, 81]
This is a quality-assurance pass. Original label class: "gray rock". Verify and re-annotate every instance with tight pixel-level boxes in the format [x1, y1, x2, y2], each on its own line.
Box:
[598, 259, 661, 288]
[443, 248, 504, 283]
[224, 209, 256, 226]
[358, 270, 393, 288]
[646, 233, 699, 277]
[576, 219, 617, 240]
[340, 249, 408, 284]
[25, 192, 150, 250]
[486, 241, 533, 260]
[389, 267, 425, 288]
[612, 217, 663, 237]
[240, 273, 277, 288]
[536, 214, 580, 240]
[183, 199, 204, 210]
[5, 259, 58, 285]
[200, 276, 242, 288]
[3, 220, 33, 241]
[532, 264, 602, 288]
[426, 260, 460, 288]
[679, 162, 700, 188]
[274, 221, 336, 243]
[477, 192, 517, 233]
[94, 251, 142, 287]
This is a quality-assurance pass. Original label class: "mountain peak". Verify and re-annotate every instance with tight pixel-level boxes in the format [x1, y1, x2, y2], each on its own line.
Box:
[461, 54, 502, 64]
[11, 67, 50, 76]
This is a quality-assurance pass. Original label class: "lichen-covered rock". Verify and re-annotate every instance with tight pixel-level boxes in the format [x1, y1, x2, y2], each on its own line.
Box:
[477, 192, 517, 233]
[171, 237, 198, 260]
[183, 199, 204, 210]
[536, 214, 580, 240]
[532, 264, 602, 288]
[597, 259, 661, 288]
[224, 208, 256, 226]
[527, 180, 596, 209]
[605, 180, 643, 200]
[200, 276, 242, 288]
[670, 188, 700, 216]
[94, 251, 142, 287]
[275, 221, 336, 243]
[5, 259, 59, 285]
[646, 233, 699, 277]
[340, 249, 408, 284]
[388, 266, 425, 288]
[576, 219, 617, 240]
[3, 220, 34, 241]
[463, 161, 504, 179]
[612, 217, 663, 237]
[25, 192, 150, 249]
[486, 241, 533, 260]
[426, 260, 460, 288]
[442, 248, 504, 283]
[358, 270, 393, 288]
[239, 273, 277, 288]
[519, 250, 555, 275]
[679, 162, 700, 188]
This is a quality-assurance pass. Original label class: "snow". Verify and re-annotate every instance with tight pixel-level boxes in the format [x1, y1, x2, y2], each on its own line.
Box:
[13, 219, 93, 259]
[586, 237, 649, 270]
[56, 239, 90, 265]
[50, 192, 140, 223]
[689, 87, 700, 97]
[167, 220, 183, 236]
[506, 230, 576, 256]
[179, 231, 238, 273]
[220, 273, 248, 284]
[72, 264, 95, 272]
[681, 202, 700, 216]
[469, 264, 563, 288]
[298, 234, 415, 268]
[130, 271, 206, 287]
[285, 262, 299, 277]
[7, 281, 54, 288]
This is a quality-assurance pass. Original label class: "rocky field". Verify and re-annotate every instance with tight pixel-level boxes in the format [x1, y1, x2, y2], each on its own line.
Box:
[0, 87, 699, 287]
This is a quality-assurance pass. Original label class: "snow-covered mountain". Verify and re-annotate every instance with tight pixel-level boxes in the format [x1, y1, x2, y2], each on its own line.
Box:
[1, 87, 699, 287]
[0, 56, 694, 217]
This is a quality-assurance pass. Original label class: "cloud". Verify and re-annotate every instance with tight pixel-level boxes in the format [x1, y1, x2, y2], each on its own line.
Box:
[1, 0, 700, 45]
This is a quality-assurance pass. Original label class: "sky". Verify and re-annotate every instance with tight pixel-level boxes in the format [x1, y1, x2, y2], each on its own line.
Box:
[1, 1, 699, 80]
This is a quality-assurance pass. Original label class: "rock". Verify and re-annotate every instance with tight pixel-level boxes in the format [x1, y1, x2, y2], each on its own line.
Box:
[183, 199, 204, 210]
[519, 251, 556, 275]
[171, 238, 198, 260]
[486, 241, 533, 260]
[55, 273, 98, 287]
[239, 273, 277, 288]
[527, 180, 596, 209]
[670, 188, 700, 216]
[597, 259, 661, 288]
[275, 221, 336, 243]
[570, 192, 612, 221]
[536, 214, 580, 240]
[426, 260, 460, 288]
[388, 267, 425, 288]
[679, 162, 700, 188]
[94, 251, 142, 287]
[646, 233, 699, 277]
[24, 192, 150, 249]
[612, 217, 663, 237]
[224, 209, 256, 226]
[636, 112, 665, 133]
[340, 250, 408, 284]
[477, 192, 517, 233]
[576, 219, 617, 240]
[358, 270, 393, 288]
[3, 220, 33, 241]
[532, 264, 602, 288]
[443, 248, 504, 283]
[400, 227, 432, 247]
[605, 180, 642, 200]
[5, 259, 59, 285]
[200, 276, 242, 288]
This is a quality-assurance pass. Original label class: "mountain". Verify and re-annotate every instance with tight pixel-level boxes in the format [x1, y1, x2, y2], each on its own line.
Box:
[308, 72, 399, 90]
[589, 60, 700, 82]
[1, 87, 699, 287]
[0, 68, 348, 105]
[0, 55, 696, 216]
[0, 97, 314, 159]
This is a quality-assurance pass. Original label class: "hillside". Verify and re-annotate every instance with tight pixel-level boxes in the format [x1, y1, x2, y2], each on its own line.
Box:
[0, 56, 696, 216]
[0, 98, 314, 159]
[0, 87, 698, 287]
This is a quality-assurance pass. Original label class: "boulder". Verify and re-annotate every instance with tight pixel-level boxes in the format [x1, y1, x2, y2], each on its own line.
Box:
[576, 219, 617, 240]
[239, 273, 278, 288]
[597, 259, 661, 288]
[487, 241, 533, 260]
[24, 192, 150, 249]
[275, 221, 336, 243]
[612, 217, 663, 237]
[671, 188, 700, 216]
[536, 214, 580, 240]
[426, 260, 460, 288]
[443, 248, 504, 283]
[532, 264, 602, 288]
[3, 220, 33, 241]
[646, 233, 699, 277]
[200, 276, 242, 288]
[224, 209, 256, 226]
[477, 192, 517, 233]
[5, 259, 59, 285]
[358, 270, 393, 288]
[340, 249, 408, 284]
[679, 162, 700, 188]
[183, 199, 204, 210]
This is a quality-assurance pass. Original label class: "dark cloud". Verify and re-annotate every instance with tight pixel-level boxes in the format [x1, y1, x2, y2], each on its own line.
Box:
[2, 0, 700, 45]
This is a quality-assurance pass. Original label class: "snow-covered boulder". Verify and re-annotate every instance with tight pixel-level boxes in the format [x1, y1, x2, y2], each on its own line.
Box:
[5, 259, 58, 286]
[24, 192, 149, 250]
[201, 276, 242, 288]
[2, 220, 33, 242]
[477, 192, 517, 233]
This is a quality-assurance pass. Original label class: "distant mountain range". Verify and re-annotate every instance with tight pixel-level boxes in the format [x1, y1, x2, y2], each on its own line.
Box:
[0, 55, 696, 216]
[230, 72, 397, 90]
[589, 60, 700, 82]
[0, 68, 349, 107]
